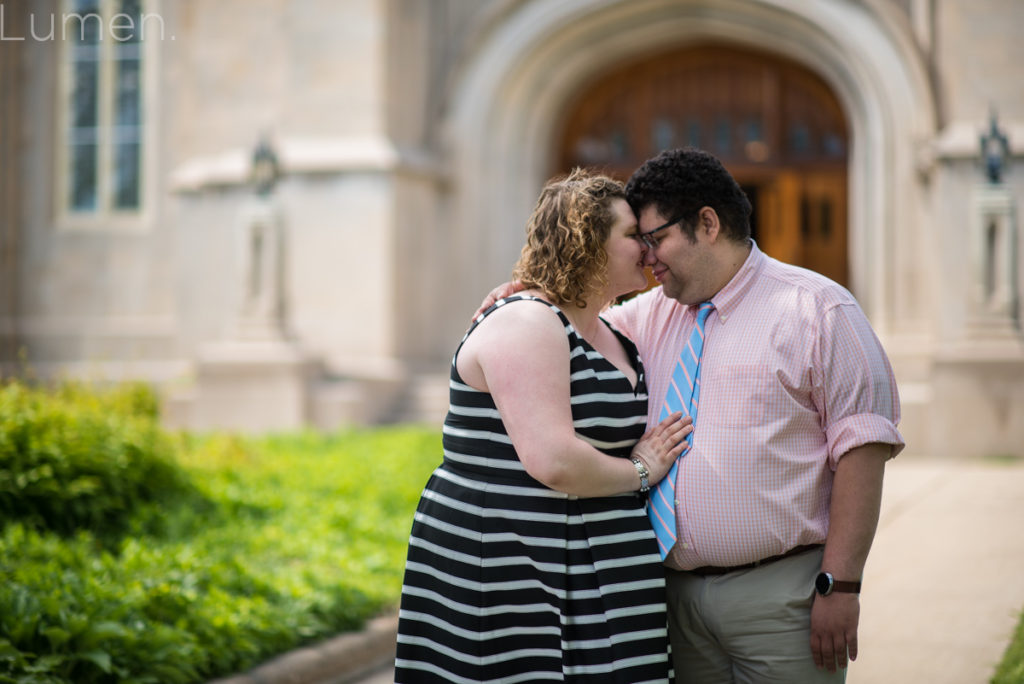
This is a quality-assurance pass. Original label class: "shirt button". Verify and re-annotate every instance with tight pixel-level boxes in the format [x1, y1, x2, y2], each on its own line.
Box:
[674, 499, 680, 506]
[682, 543, 690, 549]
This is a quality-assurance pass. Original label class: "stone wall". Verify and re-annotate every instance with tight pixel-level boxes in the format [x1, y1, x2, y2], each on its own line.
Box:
[0, 1, 26, 368]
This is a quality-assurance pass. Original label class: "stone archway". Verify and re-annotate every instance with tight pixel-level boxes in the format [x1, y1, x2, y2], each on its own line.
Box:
[444, 0, 936, 340]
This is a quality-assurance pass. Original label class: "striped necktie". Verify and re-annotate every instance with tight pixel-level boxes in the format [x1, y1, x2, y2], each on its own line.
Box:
[648, 301, 715, 560]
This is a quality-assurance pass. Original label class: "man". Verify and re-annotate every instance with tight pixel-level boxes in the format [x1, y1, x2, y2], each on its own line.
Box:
[602, 147, 904, 682]
[479, 147, 903, 682]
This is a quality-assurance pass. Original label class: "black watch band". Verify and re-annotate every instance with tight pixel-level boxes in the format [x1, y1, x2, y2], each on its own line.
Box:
[815, 571, 862, 596]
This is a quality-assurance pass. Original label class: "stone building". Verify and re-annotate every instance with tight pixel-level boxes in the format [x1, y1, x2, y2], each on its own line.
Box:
[1, 0, 1022, 458]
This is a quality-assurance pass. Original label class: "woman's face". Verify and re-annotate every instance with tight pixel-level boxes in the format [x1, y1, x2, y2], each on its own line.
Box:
[602, 198, 649, 300]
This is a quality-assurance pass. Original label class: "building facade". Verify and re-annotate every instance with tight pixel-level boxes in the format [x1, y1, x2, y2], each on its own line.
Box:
[1, 0, 1022, 458]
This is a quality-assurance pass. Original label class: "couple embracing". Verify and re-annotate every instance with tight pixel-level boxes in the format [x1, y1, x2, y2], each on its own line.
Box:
[395, 147, 903, 684]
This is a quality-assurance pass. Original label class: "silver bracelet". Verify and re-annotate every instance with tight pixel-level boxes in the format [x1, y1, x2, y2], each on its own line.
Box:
[630, 457, 650, 493]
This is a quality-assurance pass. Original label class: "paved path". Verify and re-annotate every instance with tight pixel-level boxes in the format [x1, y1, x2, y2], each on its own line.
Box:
[849, 457, 1024, 683]
[354, 458, 1024, 684]
[349, 662, 394, 683]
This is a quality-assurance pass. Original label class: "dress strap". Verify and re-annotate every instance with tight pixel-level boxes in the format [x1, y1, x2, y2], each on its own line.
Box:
[453, 295, 571, 369]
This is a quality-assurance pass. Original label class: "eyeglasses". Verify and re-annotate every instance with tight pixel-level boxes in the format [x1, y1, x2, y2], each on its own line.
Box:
[634, 215, 683, 250]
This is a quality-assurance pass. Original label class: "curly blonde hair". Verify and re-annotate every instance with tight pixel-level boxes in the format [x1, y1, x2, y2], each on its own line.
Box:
[512, 169, 626, 308]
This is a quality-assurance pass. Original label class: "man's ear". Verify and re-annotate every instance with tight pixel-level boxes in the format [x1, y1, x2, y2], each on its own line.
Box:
[699, 206, 721, 242]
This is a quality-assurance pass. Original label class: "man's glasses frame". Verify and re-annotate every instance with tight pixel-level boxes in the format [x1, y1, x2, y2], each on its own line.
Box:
[635, 215, 684, 250]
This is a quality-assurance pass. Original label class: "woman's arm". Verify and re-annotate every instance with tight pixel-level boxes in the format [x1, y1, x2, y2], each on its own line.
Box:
[458, 300, 689, 497]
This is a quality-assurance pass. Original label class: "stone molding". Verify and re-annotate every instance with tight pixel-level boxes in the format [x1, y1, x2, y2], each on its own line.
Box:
[927, 119, 1024, 161]
[2, 314, 178, 338]
[171, 137, 444, 193]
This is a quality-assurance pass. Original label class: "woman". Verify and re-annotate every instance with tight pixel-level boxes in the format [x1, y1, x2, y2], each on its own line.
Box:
[394, 169, 690, 683]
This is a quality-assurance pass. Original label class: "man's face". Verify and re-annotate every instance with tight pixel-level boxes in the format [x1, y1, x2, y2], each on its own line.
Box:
[637, 205, 714, 305]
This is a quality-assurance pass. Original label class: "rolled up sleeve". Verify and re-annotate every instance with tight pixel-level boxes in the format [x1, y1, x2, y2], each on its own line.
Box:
[816, 302, 905, 468]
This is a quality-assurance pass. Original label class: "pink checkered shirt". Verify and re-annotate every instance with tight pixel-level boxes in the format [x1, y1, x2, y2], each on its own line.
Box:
[604, 243, 904, 571]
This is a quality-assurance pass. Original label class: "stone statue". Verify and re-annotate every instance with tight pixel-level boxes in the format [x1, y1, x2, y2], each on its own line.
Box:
[980, 109, 1010, 184]
[236, 137, 286, 339]
[251, 136, 280, 196]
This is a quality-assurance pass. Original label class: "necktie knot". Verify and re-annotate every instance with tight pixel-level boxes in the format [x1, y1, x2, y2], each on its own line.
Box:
[696, 301, 715, 326]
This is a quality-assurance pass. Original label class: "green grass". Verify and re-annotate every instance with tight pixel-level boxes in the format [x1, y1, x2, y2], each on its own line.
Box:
[993, 609, 1024, 683]
[0, 380, 441, 683]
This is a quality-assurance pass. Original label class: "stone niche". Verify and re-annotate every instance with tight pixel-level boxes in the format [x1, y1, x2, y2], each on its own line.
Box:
[161, 138, 449, 433]
[932, 180, 1024, 459]
[170, 159, 323, 432]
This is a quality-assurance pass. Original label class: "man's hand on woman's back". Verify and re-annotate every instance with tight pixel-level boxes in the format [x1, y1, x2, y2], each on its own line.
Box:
[472, 281, 525, 321]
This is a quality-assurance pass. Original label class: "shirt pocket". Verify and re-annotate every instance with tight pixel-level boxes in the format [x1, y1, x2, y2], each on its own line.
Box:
[703, 364, 774, 428]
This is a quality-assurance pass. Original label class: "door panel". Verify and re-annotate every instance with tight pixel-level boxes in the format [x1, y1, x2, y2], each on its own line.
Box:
[800, 171, 848, 285]
[748, 171, 847, 284]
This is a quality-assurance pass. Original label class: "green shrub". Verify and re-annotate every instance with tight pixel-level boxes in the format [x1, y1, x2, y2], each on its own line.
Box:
[0, 381, 197, 540]
[0, 382, 440, 684]
[52, 381, 161, 422]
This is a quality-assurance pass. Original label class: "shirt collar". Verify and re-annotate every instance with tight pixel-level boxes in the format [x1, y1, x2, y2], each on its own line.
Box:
[707, 240, 764, 324]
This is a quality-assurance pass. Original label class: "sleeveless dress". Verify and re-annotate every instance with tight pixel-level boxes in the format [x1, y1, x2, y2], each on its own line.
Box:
[394, 296, 673, 683]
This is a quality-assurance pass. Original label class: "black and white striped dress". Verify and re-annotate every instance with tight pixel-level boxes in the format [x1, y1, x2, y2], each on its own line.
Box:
[395, 296, 672, 683]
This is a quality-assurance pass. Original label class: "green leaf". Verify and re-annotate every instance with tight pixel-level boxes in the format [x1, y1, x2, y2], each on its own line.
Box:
[78, 620, 129, 648]
[40, 627, 70, 649]
[0, 638, 20, 658]
[78, 649, 113, 673]
[23, 653, 62, 673]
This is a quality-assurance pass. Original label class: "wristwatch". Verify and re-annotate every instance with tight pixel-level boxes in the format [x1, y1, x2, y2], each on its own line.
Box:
[815, 571, 862, 596]
[630, 457, 650, 493]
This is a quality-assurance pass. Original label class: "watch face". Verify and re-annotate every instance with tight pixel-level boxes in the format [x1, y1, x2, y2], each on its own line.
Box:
[815, 572, 833, 596]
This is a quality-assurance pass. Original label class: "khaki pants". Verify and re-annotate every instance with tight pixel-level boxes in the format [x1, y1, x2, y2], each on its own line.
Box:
[665, 547, 846, 683]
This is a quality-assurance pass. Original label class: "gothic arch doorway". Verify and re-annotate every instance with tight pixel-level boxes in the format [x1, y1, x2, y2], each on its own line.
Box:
[556, 44, 850, 286]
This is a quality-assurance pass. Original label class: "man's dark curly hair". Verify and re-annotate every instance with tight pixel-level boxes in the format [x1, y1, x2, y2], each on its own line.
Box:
[625, 147, 752, 243]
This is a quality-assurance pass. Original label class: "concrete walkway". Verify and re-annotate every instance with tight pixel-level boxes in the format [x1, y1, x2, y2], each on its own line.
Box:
[849, 457, 1024, 683]
[223, 457, 1024, 684]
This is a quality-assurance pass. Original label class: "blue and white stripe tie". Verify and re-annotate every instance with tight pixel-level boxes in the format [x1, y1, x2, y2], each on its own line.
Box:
[648, 301, 715, 560]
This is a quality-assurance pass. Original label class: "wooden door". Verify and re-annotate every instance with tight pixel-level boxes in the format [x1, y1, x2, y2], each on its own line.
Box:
[752, 170, 848, 285]
[556, 44, 850, 287]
